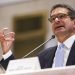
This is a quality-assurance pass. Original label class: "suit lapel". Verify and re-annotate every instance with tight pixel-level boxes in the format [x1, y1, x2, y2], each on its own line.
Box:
[46, 46, 57, 68]
[66, 41, 75, 65]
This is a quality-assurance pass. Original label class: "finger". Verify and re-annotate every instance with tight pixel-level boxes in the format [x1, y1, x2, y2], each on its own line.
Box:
[0, 28, 8, 35]
[0, 36, 5, 41]
[5, 32, 15, 38]
[0, 28, 5, 41]
[9, 32, 15, 38]
[3, 28, 9, 36]
[5, 38, 15, 41]
[5, 32, 15, 41]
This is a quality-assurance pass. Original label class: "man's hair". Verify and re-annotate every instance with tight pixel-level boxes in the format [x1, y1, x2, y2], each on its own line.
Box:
[50, 4, 75, 19]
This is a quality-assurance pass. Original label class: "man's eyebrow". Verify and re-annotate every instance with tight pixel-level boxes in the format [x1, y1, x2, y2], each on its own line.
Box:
[50, 13, 68, 16]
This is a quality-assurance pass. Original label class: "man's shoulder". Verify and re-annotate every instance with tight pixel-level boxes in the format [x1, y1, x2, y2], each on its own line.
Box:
[38, 46, 57, 57]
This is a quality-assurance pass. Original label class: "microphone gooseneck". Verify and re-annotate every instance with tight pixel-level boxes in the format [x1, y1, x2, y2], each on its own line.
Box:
[22, 35, 55, 58]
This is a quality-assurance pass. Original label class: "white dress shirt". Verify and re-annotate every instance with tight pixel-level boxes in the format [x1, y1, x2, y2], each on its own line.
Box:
[52, 35, 75, 68]
[2, 50, 12, 60]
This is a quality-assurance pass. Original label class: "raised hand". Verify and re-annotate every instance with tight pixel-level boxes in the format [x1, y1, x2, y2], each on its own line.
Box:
[0, 28, 15, 54]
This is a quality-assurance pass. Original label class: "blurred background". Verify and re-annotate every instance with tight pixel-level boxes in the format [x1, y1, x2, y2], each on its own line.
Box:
[0, 0, 75, 59]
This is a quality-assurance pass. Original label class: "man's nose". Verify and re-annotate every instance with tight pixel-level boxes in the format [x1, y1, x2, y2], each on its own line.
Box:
[54, 17, 60, 23]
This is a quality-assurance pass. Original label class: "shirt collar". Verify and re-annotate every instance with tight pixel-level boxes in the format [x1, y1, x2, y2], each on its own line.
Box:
[58, 35, 75, 49]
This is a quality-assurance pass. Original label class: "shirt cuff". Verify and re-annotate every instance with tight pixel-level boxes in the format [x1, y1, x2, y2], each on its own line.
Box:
[2, 50, 12, 60]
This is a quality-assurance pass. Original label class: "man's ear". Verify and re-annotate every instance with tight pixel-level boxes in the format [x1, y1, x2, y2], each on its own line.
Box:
[73, 19, 75, 28]
[74, 19, 75, 24]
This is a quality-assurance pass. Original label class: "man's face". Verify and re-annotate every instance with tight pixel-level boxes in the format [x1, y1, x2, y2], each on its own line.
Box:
[50, 7, 75, 36]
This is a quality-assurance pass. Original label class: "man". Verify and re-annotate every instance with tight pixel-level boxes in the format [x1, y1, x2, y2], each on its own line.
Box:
[38, 4, 75, 69]
[0, 4, 75, 70]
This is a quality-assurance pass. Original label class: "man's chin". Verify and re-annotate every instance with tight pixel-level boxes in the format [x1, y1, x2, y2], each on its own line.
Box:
[54, 31, 65, 36]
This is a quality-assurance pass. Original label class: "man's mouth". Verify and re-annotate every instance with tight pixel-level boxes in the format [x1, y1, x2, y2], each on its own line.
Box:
[55, 25, 64, 30]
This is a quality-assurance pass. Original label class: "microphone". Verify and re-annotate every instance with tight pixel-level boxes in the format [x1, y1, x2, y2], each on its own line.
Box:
[22, 35, 55, 58]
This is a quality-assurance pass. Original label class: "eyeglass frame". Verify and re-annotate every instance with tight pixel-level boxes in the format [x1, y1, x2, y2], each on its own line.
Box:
[48, 13, 70, 23]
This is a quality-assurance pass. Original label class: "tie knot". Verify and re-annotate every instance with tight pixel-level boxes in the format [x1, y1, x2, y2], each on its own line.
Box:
[59, 44, 64, 49]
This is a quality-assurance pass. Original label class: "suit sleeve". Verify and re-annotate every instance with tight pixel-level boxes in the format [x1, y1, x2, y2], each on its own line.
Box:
[0, 54, 14, 70]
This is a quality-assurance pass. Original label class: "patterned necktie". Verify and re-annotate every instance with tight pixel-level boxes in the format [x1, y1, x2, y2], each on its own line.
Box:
[55, 44, 64, 67]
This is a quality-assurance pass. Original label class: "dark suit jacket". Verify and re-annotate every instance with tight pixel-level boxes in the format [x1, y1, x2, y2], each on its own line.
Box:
[0, 41, 75, 70]
[0, 55, 14, 70]
[38, 41, 75, 69]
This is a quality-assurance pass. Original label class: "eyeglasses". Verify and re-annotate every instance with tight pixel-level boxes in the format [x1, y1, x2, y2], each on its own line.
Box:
[48, 13, 69, 23]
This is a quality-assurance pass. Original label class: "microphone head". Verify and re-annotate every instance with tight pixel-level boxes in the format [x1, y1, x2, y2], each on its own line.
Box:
[52, 35, 55, 39]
